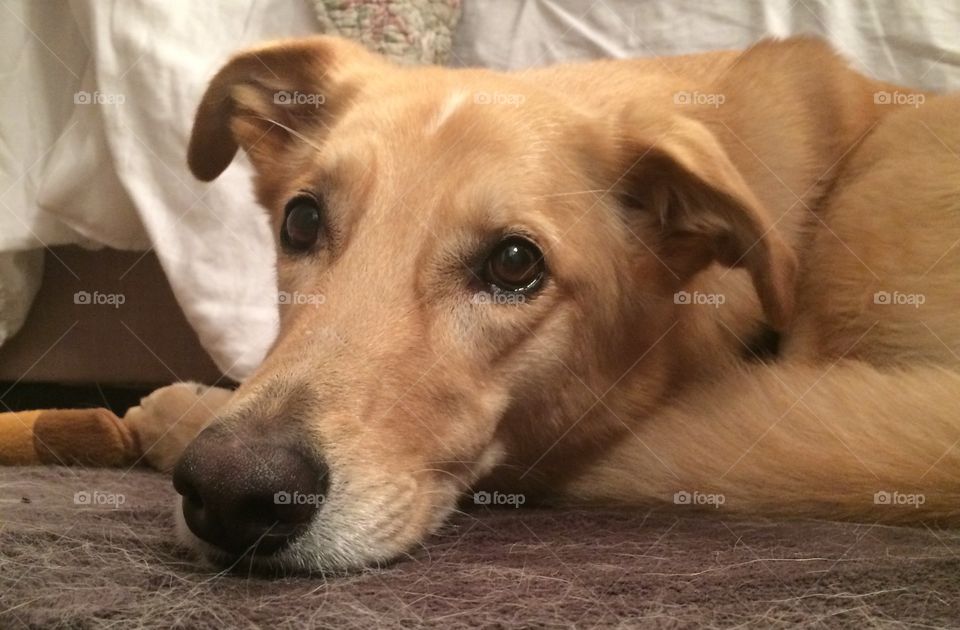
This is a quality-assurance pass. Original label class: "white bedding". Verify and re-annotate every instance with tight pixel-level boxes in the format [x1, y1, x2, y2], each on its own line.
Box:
[453, 0, 960, 92]
[1, 0, 957, 380]
[1, 0, 319, 379]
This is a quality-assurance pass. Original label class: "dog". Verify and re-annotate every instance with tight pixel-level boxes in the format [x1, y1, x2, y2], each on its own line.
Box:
[125, 35, 960, 573]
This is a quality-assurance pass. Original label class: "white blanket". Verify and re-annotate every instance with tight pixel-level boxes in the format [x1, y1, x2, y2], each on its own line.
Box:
[452, 0, 960, 90]
[1, 0, 319, 379]
[2, 0, 957, 380]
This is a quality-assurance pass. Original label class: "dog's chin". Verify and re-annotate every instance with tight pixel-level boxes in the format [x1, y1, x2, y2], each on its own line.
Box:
[172, 475, 463, 575]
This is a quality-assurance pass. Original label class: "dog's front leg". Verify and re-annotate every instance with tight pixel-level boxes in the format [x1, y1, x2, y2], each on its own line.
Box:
[124, 383, 234, 473]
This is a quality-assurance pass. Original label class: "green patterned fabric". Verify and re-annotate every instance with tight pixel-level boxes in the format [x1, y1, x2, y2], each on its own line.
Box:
[311, 0, 462, 65]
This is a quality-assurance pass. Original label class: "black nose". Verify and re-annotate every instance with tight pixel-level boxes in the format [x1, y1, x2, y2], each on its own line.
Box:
[172, 425, 329, 555]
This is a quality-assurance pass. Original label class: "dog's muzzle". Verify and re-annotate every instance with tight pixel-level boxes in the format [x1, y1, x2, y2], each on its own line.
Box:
[172, 423, 329, 555]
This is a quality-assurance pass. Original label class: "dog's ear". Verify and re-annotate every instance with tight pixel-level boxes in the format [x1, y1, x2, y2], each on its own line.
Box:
[618, 115, 797, 329]
[188, 36, 383, 182]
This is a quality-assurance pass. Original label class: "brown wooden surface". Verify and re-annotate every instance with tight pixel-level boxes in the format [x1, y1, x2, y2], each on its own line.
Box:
[0, 247, 224, 386]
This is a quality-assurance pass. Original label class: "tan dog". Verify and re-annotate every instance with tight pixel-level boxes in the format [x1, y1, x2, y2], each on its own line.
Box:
[130, 35, 960, 572]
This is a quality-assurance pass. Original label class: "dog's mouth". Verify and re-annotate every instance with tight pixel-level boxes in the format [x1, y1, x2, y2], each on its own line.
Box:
[170, 374, 511, 574]
[173, 455, 469, 574]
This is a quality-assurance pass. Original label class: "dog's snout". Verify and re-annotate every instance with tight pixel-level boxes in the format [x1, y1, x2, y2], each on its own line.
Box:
[172, 425, 329, 555]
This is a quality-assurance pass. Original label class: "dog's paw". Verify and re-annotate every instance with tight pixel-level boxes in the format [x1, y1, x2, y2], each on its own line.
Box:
[124, 382, 234, 473]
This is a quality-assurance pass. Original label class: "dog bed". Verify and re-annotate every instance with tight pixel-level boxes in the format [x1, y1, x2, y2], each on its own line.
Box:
[2, 467, 958, 628]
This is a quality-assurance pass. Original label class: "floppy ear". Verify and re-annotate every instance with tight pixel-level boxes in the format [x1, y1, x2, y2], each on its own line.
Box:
[187, 36, 383, 181]
[618, 115, 797, 329]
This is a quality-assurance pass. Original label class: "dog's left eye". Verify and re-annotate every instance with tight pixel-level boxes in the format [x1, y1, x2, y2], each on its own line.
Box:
[483, 236, 545, 293]
[281, 195, 322, 252]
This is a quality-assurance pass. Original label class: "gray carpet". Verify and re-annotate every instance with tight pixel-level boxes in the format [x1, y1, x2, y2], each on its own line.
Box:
[2, 467, 959, 629]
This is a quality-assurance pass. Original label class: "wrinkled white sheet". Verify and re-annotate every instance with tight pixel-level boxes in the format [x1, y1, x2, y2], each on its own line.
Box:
[1, 0, 957, 380]
[452, 0, 960, 91]
[1, 0, 319, 379]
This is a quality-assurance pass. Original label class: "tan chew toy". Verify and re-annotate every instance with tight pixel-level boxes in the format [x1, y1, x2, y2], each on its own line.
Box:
[0, 408, 140, 467]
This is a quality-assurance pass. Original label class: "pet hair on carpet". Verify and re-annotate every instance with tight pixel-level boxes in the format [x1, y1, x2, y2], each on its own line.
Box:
[2, 467, 960, 628]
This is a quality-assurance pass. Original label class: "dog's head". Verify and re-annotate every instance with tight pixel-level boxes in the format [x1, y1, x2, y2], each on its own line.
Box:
[174, 36, 796, 572]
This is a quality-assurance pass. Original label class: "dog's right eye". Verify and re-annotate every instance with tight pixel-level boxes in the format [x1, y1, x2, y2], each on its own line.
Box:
[281, 195, 323, 252]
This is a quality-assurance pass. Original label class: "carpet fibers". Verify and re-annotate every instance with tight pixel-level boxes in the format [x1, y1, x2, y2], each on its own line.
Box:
[2, 467, 959, 628]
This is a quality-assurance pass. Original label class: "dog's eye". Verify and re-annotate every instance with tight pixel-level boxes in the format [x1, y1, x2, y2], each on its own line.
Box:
[281, 195, 322, 252]
[483, 237, 545, 293]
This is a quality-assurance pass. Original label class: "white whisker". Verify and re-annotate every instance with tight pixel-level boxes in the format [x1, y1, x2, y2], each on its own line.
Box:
[251, 114, 325, 152]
